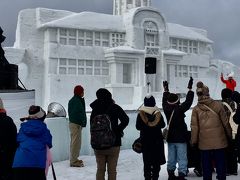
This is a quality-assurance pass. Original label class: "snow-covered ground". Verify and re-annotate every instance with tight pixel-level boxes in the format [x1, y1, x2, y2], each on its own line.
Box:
[47, 149, 240, 180]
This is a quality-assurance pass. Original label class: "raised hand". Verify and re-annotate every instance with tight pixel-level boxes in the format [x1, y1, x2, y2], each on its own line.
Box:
[163, 81, 169, 92]
[187, 77, 193, 89]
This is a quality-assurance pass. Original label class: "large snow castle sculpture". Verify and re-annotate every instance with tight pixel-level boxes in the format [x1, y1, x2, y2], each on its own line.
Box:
[2, 0, 240, 157]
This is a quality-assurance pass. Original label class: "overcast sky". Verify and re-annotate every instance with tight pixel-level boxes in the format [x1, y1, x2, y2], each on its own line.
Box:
[0, 0, 239, 65]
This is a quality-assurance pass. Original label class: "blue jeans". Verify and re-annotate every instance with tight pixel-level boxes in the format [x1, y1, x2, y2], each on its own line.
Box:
[167, 143, 188, 175]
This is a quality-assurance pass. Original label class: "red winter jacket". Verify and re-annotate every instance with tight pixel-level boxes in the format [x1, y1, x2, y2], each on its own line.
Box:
[221, 76, 236, 91]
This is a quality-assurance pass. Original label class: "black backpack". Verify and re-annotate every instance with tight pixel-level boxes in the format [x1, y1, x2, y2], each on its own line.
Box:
[90, 112, 116, 150]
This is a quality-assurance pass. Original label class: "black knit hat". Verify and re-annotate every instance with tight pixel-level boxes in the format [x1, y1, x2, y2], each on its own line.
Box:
[144, 95, 156, 107]
[167, 93, 179, 105]
[221, 88, 232, 99]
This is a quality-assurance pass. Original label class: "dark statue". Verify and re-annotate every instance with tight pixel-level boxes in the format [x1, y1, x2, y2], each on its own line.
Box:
[0, 27, 20, 90]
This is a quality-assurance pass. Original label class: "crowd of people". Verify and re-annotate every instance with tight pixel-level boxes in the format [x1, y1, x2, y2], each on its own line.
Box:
[1, 72, 240, 180]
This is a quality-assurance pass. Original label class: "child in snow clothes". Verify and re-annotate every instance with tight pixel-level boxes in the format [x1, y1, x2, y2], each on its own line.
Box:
[221, 88, 238, 175]
[0, 98, 17, 180]
[220, 72, 236, 91]
[162, 77, 194, 180]
[90, 88, 129, 180]
[191, 82, 232, 180]
[136, 95, 166, 180]
[12, 105, 52, 180]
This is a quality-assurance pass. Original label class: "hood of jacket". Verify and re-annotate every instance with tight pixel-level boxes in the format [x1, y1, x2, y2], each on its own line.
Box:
[20, 120, 47, 137]
[196, 97, 215, 111]
[138, 105, 160, 115]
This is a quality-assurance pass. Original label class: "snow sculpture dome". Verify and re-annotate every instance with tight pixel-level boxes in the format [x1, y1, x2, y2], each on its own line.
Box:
[47, 102, 66, 117]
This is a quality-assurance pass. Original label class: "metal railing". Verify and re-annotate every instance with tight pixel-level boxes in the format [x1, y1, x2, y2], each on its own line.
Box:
[145, 46, 160, 56]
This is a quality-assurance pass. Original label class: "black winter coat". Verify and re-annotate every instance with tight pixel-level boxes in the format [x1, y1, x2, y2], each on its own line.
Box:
[90, 99, 129, 147]
[162, 90, 194, 143]
[136, 107, 166, 165]
[0, 112, 17, 179]
[233, 103, 240, 151]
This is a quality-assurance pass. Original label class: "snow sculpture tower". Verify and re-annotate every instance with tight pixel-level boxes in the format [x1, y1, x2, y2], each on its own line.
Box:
[113, 0, 151, 15]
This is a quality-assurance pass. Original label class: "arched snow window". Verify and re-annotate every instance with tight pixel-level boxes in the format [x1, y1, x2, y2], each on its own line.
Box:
[143, 21, 159, 47]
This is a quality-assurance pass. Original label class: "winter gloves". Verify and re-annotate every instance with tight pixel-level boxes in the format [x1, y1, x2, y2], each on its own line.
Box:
[163, 76, 193, 91]
[163, 81, 169, 92]
[187, 77, 193, 89]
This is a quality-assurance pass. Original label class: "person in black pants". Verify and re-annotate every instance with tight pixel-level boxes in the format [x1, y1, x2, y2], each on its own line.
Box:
[136, 95, 166, 180]
[221, 88, 238, 175]
[186, 131, 202, 177]
[0, 98, 17, 180]
[232, 91, 240, 165]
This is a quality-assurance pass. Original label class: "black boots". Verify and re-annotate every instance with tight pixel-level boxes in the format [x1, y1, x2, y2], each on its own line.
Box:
[168, 170, 177, 180]
[178, 172, 187, 180]
[168, 170, 188, 180]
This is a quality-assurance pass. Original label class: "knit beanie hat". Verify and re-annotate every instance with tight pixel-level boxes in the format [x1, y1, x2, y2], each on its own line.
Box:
[196, 81, 209, 96]
[96, 88, 112, 100]
[221, 88, 232, 99]
[74, 85, 84, 96]
[144, 95, 156, 107]
[167, 93, 179, 105]
[28, 105, 46, 120]
[0, 98, 4, 109]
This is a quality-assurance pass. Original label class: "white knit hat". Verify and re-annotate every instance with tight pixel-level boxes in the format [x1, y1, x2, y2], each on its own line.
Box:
[0, 98, 4, 109]
[227, 72, 234, 78]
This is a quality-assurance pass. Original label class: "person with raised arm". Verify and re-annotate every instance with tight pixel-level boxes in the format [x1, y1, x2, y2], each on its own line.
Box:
[220, 72, 236, 91]
[162, 77, 194, 180]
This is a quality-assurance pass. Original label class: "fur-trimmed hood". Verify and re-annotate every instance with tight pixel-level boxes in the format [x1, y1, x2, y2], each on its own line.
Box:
[138, 106, 160, 115]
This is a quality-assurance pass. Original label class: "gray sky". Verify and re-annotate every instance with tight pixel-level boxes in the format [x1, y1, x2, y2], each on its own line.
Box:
[1, 0, 239, 65]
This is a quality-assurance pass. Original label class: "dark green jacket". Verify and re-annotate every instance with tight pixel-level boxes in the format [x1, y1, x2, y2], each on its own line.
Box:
[68, 95, 87, 127]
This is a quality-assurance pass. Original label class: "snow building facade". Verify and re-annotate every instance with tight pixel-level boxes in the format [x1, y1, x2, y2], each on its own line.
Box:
[4, 0, 239, 110]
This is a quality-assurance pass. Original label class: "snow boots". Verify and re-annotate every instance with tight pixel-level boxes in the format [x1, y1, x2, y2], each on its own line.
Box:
[178, 172, 187, 180]
[168, 170, 177, 180]
[168, 170, 187, 180]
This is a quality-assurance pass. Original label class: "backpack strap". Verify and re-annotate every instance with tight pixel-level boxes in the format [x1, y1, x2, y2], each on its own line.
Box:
[222, 101, 236, 122]
[203, 104, 233, 139]
[166, 110, 175, 129]
[203, 104, 218, 117]
[222, 102, 238, 138]
[222, 102, 234, 114]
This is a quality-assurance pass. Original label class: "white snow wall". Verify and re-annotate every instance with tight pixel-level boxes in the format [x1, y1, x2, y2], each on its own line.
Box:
[45, 112, 140, 162]
[44, 110, 196, 162]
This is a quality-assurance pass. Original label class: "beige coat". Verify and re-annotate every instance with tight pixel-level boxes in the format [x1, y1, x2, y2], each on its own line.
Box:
[191, 97, 232, 150]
